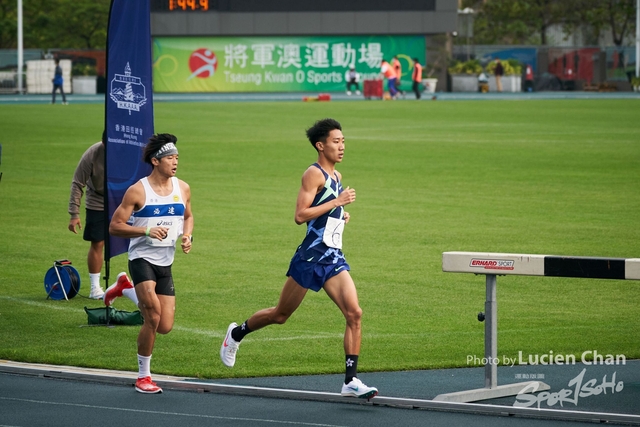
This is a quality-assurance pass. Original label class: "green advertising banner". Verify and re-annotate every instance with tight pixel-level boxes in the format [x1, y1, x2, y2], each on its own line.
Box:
[152, 35, 425, 92]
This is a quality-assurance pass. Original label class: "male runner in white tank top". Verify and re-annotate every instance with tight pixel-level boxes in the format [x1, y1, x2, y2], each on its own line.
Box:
[109, 133, 194, 394]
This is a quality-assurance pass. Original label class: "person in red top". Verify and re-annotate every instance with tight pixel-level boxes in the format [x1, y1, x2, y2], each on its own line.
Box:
[380, 59, 398, 99]
[392, 56, 404, 96]
[411, 58, 423, 99]
[525, 64, 534, 92]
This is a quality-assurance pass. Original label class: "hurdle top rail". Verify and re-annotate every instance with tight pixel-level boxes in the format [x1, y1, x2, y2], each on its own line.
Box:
[442, 251, 640, 280]
[435, 251, 639, 404]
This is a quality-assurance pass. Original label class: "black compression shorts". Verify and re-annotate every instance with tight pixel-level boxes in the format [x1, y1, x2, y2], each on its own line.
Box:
[128, 258, 175, 296]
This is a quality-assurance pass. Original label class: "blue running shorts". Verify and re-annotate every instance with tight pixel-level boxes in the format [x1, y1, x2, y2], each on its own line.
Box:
[286, 250, 350, 292]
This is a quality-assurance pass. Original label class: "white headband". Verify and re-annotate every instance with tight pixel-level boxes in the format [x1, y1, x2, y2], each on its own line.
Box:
[153, 142, 178, 159]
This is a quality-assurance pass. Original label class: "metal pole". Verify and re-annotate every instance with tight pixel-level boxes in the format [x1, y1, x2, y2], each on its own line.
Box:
[484, 274, 497, 389]
[636, 0, 639, 78]
[467, 15, 471, 62]
[17, 0, 23, 94]
[53, 263, 69, 301]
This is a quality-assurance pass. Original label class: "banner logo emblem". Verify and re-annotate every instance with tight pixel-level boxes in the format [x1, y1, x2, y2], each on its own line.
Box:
[110, 62, 147, 115]
[188, 48, 217, 80]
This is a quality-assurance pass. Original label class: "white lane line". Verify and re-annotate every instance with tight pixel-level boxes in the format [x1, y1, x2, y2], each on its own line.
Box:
[0, 396, 347, 427]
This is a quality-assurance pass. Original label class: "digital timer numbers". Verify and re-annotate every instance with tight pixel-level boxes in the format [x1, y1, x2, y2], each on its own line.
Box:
[169, 0, 209, 11]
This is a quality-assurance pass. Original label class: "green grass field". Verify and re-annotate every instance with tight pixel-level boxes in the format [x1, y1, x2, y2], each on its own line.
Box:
[0, 99, 638, 380]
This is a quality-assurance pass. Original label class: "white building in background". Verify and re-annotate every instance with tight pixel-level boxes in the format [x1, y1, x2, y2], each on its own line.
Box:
[26, 59, 71, 94]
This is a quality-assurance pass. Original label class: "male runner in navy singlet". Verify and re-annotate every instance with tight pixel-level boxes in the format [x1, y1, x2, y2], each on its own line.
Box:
[221, 118, 378, 399]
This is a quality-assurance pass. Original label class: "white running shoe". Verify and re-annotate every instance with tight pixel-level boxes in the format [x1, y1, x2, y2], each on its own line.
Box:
[341, 377, 378, 399]
[220, 322, 240, 367]
[88, 287, 105, 300]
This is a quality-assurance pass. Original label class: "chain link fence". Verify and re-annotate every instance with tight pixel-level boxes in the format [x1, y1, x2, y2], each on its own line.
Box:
[0, 71, 24, 94]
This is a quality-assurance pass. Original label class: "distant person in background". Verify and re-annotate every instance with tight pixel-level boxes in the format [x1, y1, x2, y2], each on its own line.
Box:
[69, 133, 141, 306]
[494, 58, 504, 92]
[392, 55, 405, 97]
[478, 72, 489, 93]
[411, 58, 423, 100]
[345, 67, 361, 95]
[52, 58, 67, 105]
[69, 134, 107, 300]
[525, 64, 534, 92]
[380, 59, 398, 100]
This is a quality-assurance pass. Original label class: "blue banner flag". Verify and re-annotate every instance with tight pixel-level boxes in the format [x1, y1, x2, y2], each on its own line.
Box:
[104, 0, 154, 259]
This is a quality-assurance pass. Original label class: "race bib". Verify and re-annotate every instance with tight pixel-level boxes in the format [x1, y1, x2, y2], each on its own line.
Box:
[323, 216, 345, 249]
[146, 218, 180, 247]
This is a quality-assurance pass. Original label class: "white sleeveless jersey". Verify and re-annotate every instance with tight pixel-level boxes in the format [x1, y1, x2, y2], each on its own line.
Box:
[128, 177, 185, 266]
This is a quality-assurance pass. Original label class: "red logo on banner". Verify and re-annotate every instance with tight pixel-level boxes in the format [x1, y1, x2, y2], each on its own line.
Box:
[188, 49, 218, 78]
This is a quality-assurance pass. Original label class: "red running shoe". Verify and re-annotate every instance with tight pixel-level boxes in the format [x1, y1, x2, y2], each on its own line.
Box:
[103, 272, 133, 307]
[135, 376, 162, 394]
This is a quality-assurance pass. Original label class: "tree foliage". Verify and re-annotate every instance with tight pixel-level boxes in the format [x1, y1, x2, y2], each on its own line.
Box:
[0, 0, 18, 49]
[563, 0, 636, 46]
[462, 0, 637, 46]
[0, 0, 109, 49]
[462, 0, 566, 45]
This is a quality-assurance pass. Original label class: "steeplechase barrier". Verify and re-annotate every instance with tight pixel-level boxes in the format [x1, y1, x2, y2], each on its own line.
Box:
[435, 251, 640, 403]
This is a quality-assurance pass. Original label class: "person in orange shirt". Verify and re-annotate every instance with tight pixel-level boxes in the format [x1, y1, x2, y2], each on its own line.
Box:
[392, 56, 405, 96]
[411, 58, 423, 100]
[380, 59, 398, 99]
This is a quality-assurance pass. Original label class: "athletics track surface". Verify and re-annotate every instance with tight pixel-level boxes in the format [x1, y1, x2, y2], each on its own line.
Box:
[1, 359, 638, 426]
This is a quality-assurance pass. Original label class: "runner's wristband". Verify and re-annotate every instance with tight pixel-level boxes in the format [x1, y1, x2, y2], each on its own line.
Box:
[145, 226, 151, 236]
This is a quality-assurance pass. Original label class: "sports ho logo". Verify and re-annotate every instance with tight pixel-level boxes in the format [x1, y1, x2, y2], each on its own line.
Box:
[187, 48, 217, 80]
[470, 259, 515, 270]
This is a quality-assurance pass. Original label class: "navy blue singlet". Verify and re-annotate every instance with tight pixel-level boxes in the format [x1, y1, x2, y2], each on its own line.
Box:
[296, 163, 347, 265]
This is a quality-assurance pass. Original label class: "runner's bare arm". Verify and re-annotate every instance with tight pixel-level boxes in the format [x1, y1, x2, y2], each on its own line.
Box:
[180, 180, 193, 254]
[294, 167, 355, 225]
[109, 182, 168, 239]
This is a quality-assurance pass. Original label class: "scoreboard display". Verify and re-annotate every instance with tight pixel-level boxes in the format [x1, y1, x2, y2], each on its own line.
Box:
[162, 0, 209, 11]
[151, 0, 436, 12]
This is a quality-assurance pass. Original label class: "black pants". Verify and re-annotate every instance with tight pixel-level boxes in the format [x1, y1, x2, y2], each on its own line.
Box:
[412, 81, 421, 99]
[346, 80, 360, 91]
[52, 84, 66, 103]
